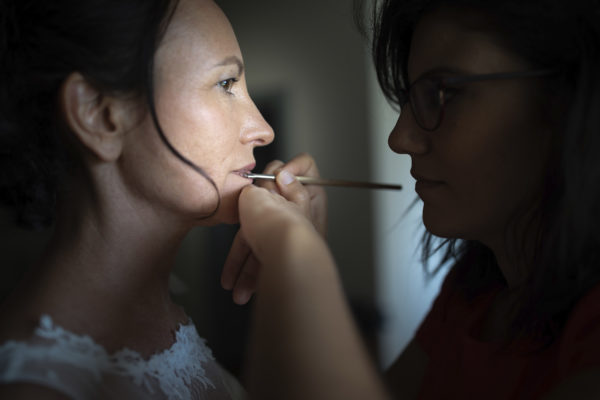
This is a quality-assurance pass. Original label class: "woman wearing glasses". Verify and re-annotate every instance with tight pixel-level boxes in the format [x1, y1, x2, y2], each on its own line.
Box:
[230, 0, 600, 398]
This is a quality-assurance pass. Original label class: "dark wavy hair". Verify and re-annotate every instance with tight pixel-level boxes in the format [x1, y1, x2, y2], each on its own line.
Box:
[0, 0, 219, 230]
[371, 0, 600, 343]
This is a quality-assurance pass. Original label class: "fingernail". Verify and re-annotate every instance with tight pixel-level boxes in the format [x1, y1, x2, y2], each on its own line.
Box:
[279, 170, 295, 185]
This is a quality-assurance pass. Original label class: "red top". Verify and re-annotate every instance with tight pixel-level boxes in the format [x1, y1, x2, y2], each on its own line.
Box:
[416, 269, 600, 399]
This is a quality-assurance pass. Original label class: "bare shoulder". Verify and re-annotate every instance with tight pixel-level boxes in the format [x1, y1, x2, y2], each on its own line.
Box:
[543, 368, 600, 400]
[0, 383, 72, 399]
[384, 339, 428, 399]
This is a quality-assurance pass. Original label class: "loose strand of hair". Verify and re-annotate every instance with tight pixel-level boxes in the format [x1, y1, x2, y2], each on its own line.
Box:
[145, 60, 221, 219]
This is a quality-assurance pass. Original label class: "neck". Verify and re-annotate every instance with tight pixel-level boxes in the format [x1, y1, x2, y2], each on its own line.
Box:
[489, 245, 528, 289]
[483, 217, 541, 290]
[32, 167, 196, 325]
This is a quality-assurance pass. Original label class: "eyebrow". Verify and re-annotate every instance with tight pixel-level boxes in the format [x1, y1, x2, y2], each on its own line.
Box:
[212, 56, 244, 76]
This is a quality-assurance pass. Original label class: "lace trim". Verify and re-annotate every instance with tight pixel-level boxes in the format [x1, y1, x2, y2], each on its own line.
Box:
[0, 315, 217, 399]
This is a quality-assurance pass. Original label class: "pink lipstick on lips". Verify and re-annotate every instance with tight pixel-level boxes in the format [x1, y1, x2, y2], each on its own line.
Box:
[234, 163, 256, 179]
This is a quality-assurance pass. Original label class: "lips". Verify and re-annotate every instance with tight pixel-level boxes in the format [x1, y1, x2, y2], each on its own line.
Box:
[411, 169, 444, 196]
[410, 169, 443, 184]
[233, 162, 256, 178]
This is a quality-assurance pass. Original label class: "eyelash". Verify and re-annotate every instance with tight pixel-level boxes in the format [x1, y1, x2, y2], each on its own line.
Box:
[218, 78, 238, 94]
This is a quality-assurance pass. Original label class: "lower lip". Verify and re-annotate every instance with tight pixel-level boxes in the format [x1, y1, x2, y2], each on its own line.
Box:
[234, 171, 251, 179]
[415, 180, 444, 194]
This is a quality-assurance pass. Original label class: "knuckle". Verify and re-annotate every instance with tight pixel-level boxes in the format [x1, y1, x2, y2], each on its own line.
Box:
[294, 189, 310, 205]
[264, 160, 284, 173]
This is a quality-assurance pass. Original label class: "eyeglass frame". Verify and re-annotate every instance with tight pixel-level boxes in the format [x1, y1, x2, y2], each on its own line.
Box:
[398, 68, 560, 131]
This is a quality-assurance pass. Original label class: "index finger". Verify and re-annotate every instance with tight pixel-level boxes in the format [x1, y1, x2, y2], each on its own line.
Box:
[278, 153, 321, 178]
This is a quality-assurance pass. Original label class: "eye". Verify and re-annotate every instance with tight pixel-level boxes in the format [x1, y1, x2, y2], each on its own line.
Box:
[218, 78, 238, 94]
[441, 87, 461, 103]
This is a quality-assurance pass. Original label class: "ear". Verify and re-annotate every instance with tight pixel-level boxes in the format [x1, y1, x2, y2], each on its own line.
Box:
[60, 72, 129, 162]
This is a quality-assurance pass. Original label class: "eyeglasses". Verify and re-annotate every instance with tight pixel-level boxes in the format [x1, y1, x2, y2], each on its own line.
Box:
[398, 69, 559, 131]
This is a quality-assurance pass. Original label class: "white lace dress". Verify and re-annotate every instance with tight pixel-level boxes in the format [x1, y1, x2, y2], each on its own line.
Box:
[0, 315, 245, 399]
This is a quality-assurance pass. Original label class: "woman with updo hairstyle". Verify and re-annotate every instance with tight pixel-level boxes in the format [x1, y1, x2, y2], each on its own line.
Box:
[226, 0, 600, 399]
[0, 0, 326, 398]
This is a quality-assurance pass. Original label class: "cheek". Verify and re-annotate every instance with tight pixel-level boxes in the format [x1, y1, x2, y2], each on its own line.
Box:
[118, 119, 219, 215]
[119, 106, 244, 220]
[144, 83, 250, 222]
[430, 103, 548, 238]
[163, 106, 245, 222]
[160, 96, 216, 148]
[159, 97, 240, 171]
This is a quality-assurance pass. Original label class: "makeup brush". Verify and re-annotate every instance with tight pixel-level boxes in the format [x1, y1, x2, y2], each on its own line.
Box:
[243, 173, 402, 190]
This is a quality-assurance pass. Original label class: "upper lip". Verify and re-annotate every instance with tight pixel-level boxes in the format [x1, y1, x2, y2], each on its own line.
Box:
[410, 169, 443, 183]
[234, 162, 256, 176]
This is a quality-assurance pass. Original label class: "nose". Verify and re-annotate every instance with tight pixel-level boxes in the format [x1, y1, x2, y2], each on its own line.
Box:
[241, 100, 275, 147]
[388, 105, 429, 155]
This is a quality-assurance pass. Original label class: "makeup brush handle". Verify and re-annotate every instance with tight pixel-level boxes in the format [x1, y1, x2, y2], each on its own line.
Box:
[244, 173, 402, 190]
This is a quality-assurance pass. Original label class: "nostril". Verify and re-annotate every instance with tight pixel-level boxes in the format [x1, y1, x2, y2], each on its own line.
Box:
[261, 125, 275, 145]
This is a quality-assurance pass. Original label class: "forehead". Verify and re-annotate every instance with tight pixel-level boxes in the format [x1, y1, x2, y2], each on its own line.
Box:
[407, 6, 530, 81]
[156, 0, 241, 68]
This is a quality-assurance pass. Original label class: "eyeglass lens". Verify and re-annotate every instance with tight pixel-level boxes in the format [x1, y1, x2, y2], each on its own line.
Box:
[410, 79, 442, 131]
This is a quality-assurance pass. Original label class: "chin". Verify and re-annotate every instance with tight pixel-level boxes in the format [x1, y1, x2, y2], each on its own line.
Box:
[422, 207, 464, 240]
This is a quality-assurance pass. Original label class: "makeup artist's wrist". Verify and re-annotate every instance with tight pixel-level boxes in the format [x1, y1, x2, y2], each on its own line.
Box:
[255, 220, 336, 291]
